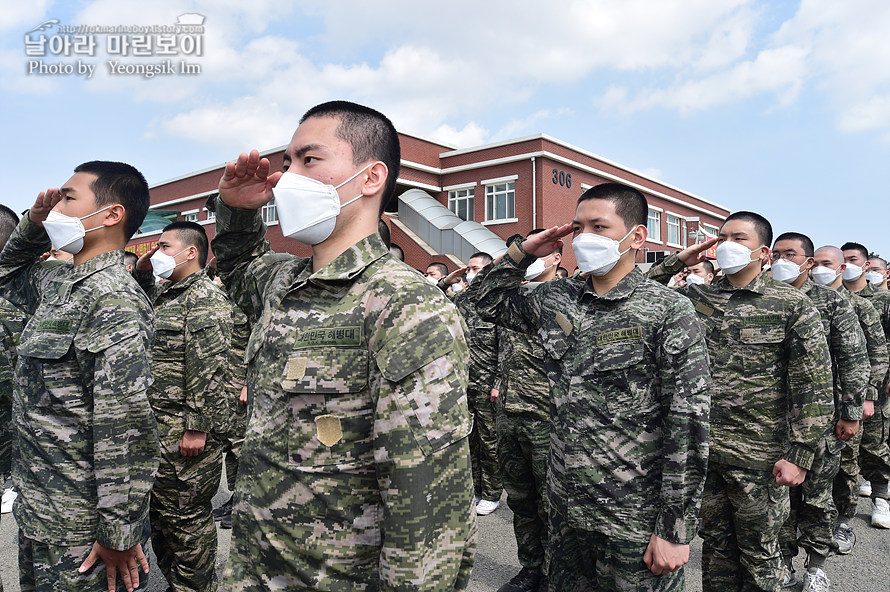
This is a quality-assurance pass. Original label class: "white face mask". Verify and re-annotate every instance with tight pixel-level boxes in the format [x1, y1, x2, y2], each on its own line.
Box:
[572, 226, 638, 276]
[866, 271, 886, 285]
[41, 205, 113, 254]
[842, 262, 864, 281]
[685, 273, 706, 286]
[715, 241, 763, 275]
[150, 247, 190, 279]
[465, 272, 477, 284]
[811, 265, 842, 285]
[425, 275, 440, 284]
[524, 256, 555, 281]
[272, 164, 373, 245]
[451, 283, 464, 293]
[770, 258, 807, 284]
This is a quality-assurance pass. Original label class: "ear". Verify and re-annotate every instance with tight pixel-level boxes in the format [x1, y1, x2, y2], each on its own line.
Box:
[757, 246, 771, 265]
[103, 204, 126, 228]
[863, 260, 872, 272]
[552, 253, 562, 265]
[361, 161, 388, 198]
[802, 257, 815, 271]
[630, 224, 648, 249]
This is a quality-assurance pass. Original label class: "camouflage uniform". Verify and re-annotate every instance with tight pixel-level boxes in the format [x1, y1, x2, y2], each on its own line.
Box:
[136, 267, 233, 592]
[0, 297, 27, 592]
[0, 215, 159, 591]
[474, 243, 711, 591]
[452, 290, 502, 503]
[212, 200, 476, 591]
[848, 283, 890, 502]
[833, 290, 889, 523]
[648, 255, 833, 592]
[778, 280, 868, 563]
[221, 304, 249, 491]
[493, 283, 551, 571]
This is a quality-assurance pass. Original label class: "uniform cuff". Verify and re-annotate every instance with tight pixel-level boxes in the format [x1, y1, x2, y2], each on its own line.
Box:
[839, 401, 864, 422]
[785, 445, 815, 471]
[215, 196, 264, 232]
[185, 413, 212, 434]
[97, 514, 147, 551]
[653, 507, 694, 545]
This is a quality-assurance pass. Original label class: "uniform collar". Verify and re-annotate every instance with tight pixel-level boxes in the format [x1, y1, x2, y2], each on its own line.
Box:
[580, 267, 645, 302]
[711, 269, 771, 294]
[43, 250, 124, 304]
[301, 232, 389, 292]
[161, 268, 207, 296]
[800, 278, 816, 294]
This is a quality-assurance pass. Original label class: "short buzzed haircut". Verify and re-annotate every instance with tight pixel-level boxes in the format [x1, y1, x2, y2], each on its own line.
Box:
[427, 262, 448, 276]
[577, 182, 647, 230]
[163, 221, 209, 267]
[0, 204, 19, 248]
[723, 211, 772, 248]
[469, 252, 492, 265]
[692, 260, 715, 276]
[123, 251, 138, 269]
[74, 161, 150, 241]
[841, 242, 869, 261]
[869, 256, 887, 269]
[300, 101, 401, 216]
[775, 231, 814, 257]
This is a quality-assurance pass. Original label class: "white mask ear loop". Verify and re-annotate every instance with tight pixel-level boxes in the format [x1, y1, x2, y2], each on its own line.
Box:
[334, 163, 375, 209]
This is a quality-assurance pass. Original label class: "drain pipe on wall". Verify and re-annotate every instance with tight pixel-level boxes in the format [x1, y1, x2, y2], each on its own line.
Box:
[531, 156, 536, 228]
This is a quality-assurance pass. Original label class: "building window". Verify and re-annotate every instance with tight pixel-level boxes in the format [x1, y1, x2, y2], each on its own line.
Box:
[448, 188, 475, 221]
[184, 212, 198, 223]
[666, 214, 681, 245]
[262, 199, 278, 224]
[205, 208, 215, 222]
[702, 223, 719, 240]
[485, 181, 515, 221]
[647, 209, 661, 241]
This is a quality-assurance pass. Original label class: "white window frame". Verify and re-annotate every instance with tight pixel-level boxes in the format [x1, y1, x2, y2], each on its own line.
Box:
[182, 208, 199, 223]
[484, 179, 516, 222]
[447, 186, 475, 222]
[204, 207, 215, 222]
[666, 213, 682, 248]
[261, 199, 278, 224]
[647, 208, 661, 242]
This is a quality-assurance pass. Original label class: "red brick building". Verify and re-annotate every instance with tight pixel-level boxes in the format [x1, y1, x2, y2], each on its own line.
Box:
[131, 132, 729, 272]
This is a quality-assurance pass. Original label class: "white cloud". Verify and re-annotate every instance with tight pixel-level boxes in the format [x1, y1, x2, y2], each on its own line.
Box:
[1, 0, 54, 32]
[430, 122, 489, 148]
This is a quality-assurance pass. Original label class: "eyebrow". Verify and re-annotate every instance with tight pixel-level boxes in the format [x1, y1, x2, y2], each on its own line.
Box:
[571, 216, 607, 225]
[284, 143, 327, 162]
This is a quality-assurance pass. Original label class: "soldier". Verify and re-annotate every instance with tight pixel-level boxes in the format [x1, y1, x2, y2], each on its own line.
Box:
[474, 183, 711, 592]
[810, 245, 889, 554]
[647, 211, 834, 592]
[134, 221, 233, 592]
[866, 257, 889, 291]
[839, 241, 890, 530]
[0, 162, 159, 592]
[0, 205, 27, 592]
[425, 261, 449, 282]
[491, 231, 561, 592]
[769, 233, 869, 591]
[213, 300, 250, 530]
[443, 252, 503, 516]
[212, 100, 476, 590]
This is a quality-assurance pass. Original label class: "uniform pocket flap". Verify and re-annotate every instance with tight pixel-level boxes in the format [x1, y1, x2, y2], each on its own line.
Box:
[376, 317, 455, 382]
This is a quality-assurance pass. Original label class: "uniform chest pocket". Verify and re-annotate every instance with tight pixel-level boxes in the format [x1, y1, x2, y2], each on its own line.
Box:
[282, 347, 373, 468]
[18, 329, 80, 408]
[592, 340, 655, 417]
[740, 324, 785, 344]
[154, 316, 185, 353]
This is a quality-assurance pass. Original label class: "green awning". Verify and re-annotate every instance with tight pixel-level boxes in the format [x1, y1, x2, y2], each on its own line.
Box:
[137, 210, 180, 234]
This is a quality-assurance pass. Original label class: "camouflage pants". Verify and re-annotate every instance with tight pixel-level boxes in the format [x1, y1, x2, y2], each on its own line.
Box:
[1, 383, 10, 479]
[469, 389, 501, 501]
[219, 405, 247, 491]
[497, 412, 549, 569]
[18, 530, 150, 592]
[780, 432, 843, 561]
[547, 506, 683, 592]
[832, 428, 864, 524]
[700, 463, 789, 592]
[150, 435, 223, 592]
[859, 404, 890, 496]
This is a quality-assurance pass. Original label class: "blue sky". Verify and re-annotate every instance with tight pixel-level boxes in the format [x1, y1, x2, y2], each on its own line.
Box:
[3, 1, 890, 255]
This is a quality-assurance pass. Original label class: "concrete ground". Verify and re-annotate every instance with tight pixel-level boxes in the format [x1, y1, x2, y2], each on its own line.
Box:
[2, 484, 889, 591]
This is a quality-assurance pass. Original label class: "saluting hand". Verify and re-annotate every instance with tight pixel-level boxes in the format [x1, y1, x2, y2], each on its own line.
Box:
[676, 238, 718, 267]
[134, 245, 158, 272]
[521, 224, 573, 259]
[443, 266, 469, 285]
[29, 188, 62, 225]
[218, 149, 282, 210]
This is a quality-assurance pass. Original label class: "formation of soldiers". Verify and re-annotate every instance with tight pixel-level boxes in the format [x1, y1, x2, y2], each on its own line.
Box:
[0, 100, 888, 592]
